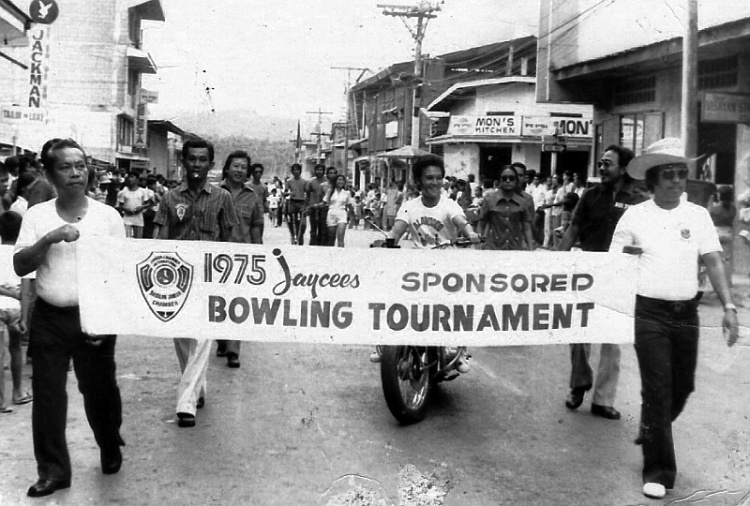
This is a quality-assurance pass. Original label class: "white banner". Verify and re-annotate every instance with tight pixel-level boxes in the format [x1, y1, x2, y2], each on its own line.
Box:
[78, 237, 637, 346]
[448, 115, 520, 137]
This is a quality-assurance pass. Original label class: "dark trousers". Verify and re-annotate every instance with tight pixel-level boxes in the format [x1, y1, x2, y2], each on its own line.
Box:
[634, 295, 699, 489]
[308, 207, 329, 246]
[217, 339, 240, 356]
[31, 297, 122, 481]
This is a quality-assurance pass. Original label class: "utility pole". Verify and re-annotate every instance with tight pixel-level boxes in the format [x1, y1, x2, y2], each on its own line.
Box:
[331, 66, 370, 180]
[378, 2, 442, 147]
[306, 108, 333, 165]
[682, 0, 698, 171]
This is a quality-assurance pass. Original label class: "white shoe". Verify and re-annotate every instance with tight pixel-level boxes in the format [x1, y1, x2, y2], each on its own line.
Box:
[369, 350, 381, 363]
[456, 356, 470, 374]
[643, 483, 666, 499]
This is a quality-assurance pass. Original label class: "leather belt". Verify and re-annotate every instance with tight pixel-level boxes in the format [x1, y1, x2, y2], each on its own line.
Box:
[636, 295, 697, 316]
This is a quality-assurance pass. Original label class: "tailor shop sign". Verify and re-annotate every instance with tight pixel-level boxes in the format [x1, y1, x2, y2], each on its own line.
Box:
[77, 237, 637, 346]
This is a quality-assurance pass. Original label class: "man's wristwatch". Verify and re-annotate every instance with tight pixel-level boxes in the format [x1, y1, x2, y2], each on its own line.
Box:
[724, 303, 738, 312]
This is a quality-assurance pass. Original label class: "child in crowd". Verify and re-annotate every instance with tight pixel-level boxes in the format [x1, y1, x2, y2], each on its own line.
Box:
[352, 195, 363, 229]
[0, 211, 31, 413]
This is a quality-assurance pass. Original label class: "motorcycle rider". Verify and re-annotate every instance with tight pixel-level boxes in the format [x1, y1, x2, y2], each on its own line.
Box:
[369, 154, 481, 370]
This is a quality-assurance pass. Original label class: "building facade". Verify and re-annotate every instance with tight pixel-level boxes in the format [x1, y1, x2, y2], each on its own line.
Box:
[536, 0, 750, 277]
[350, 36, 540, 188]
[537, 0, 750, 183]
[0, 0, 164, 169]
[0, 0, 30, 159]
[426, 75, 593, 183]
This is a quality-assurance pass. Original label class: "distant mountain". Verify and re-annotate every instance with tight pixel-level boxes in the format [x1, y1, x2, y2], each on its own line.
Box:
[167, 108, 298, 142]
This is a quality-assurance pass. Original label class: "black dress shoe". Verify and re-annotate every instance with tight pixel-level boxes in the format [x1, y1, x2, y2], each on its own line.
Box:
[27, 478, 71, 497]
[216, 342, 227, 357]
[177, 412, 195, 427]
[227, 353, 240, 368]
[591, 404, 621, 420]
[101, 445, 122, 475]
[564, 386, 590, 410]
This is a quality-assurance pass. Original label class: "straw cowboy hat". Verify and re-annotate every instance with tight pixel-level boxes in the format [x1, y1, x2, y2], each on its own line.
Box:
[627, 137, 695, 180]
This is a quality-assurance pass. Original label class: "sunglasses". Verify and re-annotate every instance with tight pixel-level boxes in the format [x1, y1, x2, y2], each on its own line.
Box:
[500, 175, 517, 182]
[659, 167, 689, 180]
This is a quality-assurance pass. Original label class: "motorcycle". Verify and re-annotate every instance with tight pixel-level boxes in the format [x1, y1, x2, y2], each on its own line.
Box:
[370, 230, 480, 424]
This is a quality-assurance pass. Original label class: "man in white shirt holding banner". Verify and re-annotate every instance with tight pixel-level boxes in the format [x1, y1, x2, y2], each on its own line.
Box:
[609, 138, 739, 500]
[14, 138, 126, 498]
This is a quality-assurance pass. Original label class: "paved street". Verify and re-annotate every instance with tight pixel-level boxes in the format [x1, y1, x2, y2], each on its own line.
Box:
[1, 219, 750, 505]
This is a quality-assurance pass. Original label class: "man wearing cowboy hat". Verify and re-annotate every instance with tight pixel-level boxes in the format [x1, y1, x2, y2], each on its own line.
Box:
[610, 137, 739, 499]
[558, 145, 649, 420]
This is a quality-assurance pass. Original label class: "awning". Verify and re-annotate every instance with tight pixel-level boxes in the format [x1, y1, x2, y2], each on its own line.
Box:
[127, 46, 157, 74]
[116, 151, 149, 161]
[126, 0, 165, 21]
[426, 134, 593, 149]
[376, 145, 431, 158]
[148, 119, 185, 136]
[426, 77, 536, 112]
[0, 1, 30, 53]
[348, 138, 368, 149]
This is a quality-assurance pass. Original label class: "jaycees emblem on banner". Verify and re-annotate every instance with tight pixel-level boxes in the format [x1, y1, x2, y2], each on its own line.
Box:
[136, 252, 194, 322]
[77, 237, 638, 346]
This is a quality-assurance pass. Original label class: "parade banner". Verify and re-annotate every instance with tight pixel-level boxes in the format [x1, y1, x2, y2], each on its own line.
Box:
[78, 237, 637, 346]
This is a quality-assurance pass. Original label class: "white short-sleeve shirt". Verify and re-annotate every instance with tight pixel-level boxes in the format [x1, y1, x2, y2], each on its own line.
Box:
[609, 199, 721, 300]
[15, 198, 125, 307]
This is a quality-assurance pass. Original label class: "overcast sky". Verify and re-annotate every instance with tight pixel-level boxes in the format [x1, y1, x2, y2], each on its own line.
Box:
[142, 0, 540, 131]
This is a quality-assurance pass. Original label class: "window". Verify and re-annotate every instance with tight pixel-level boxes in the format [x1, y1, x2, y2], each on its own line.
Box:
[596, 112, 663, 162]
[620, 114, 645, 154]
[698, 55, 738, 90]
[613, 76, 656, 106]
[117, 116, 134, 150]
[128, 12, 141, 48]
[128, 70, 139, 109]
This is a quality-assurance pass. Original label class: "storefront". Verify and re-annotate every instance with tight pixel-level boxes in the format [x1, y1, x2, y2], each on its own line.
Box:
[426, 78, 594, 183]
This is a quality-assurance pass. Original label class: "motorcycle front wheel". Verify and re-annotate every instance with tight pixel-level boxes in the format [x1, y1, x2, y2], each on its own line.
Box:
[380, 345, 433, 424]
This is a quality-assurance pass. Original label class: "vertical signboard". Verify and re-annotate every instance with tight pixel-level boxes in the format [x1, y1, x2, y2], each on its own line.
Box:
[28, 26, 49, 109]
[28, 0, 58, 110]
[134, 90, 149, 155]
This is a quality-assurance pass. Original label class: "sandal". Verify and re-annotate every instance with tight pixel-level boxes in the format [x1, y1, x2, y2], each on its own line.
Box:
[13, 393, 33, 405]
[0, 406, 13, 413]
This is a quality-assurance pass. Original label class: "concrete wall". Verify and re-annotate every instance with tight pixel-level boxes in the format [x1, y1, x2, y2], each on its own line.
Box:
[444, 143, 480, 180]
[541, 0, 750, 71]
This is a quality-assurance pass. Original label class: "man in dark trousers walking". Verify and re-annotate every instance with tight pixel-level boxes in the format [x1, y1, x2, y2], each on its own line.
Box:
[557, 145, 648, 420]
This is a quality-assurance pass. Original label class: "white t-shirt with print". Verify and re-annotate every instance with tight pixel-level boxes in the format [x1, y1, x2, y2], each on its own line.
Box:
[395, 195, 465, 249]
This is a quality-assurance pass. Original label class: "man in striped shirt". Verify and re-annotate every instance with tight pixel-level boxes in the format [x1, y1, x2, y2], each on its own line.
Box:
[153, 138, 237, 428]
